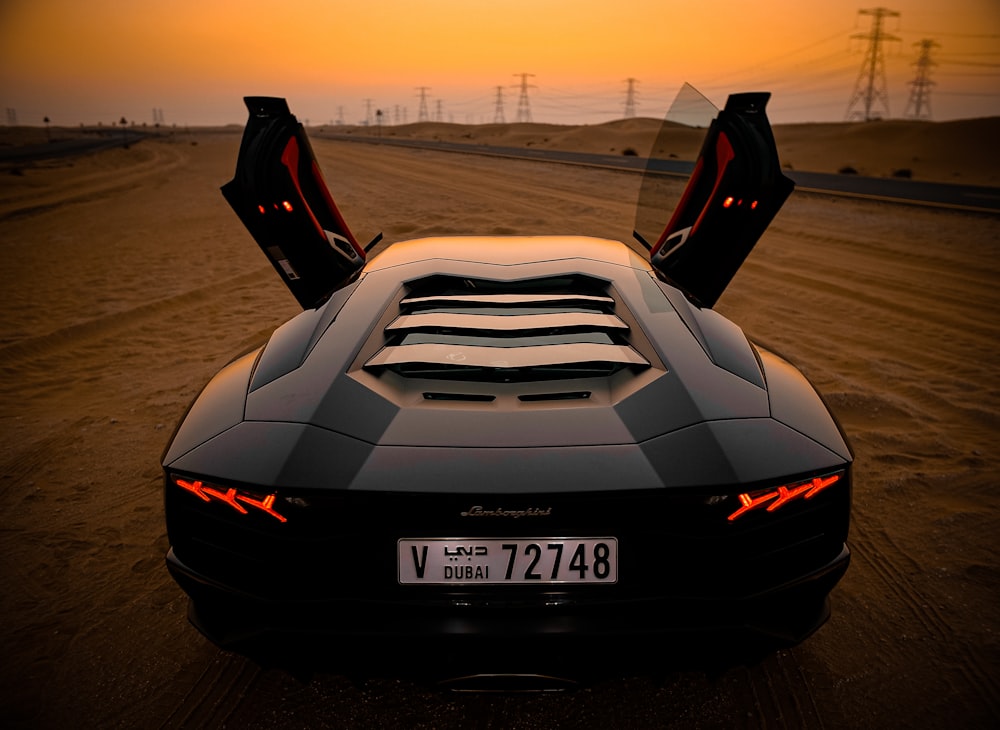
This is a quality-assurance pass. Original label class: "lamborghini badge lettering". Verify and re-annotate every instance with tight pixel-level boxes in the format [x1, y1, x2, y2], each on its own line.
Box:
[460, 506, 552, 518]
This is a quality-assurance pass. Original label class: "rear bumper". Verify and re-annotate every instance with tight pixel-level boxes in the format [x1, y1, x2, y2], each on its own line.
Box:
[166, 543, 849, 671]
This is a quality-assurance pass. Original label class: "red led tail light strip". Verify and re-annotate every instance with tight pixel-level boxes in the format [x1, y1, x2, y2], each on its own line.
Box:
[175, 478, 288, 523]
[728, 473, 841, 522]
[235, 493, 287, 523]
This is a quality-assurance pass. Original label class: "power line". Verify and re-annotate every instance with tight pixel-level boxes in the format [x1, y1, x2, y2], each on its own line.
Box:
[415, 87, 430, 123]
[493, 86, 506, 124]
[938, 52, 1000, 57]
[623, 78, 638, 118]
[904, 39, 939, 120]
[906, 31, 1000, 39]
[935, 91, 1000, 97]
[943, 60, 1000, 68]
[512, 73, 535, 123]
[845, 7, 901, 121]
[323, 19, 988, 128]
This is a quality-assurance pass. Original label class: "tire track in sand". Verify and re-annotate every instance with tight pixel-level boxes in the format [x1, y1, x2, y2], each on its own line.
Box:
[0, 138, 189, 221]
[156, 655, 263, 729]
[850, 516, 1000, 715]
[0, 268, 273, 372]
[739, 649, 826, 730]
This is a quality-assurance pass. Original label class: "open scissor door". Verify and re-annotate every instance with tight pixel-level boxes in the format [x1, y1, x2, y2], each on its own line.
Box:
[637, 91, 794, 308]
[222, 97, 366, 309]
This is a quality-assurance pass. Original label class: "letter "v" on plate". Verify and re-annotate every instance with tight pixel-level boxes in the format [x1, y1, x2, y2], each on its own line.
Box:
[411, 545, 428, 579]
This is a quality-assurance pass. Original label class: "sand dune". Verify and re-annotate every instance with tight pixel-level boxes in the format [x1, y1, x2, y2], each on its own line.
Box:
[7, 113, 997, 186]
[326, 115, 1000, 185]
[0, 129, 997, 727]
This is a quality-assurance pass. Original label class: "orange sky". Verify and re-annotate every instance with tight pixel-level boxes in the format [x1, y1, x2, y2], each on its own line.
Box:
[1, 0, 997, 126]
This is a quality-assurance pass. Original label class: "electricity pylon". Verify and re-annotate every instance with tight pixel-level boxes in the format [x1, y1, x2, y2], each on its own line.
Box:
[416, 87, 431, 123]
[845, 7, 900, 121]
[513, 73, 535, 123]
[904, 39, 939, 120]
[493, 86, 506, 124]
[623, 78, 638, 118]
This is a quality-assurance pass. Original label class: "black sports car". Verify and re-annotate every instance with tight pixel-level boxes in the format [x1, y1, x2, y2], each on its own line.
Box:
[163, 93, 851, 680]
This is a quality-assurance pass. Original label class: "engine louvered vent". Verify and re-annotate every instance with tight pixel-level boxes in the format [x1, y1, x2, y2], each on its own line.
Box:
[364, 275, 649, 382]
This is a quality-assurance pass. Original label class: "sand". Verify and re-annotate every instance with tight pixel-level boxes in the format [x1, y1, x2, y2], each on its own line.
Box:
[328, 115, 1000, 186]
[0, 123, 998, 728]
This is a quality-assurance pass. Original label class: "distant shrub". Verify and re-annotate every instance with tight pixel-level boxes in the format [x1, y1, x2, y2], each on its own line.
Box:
[892, 168, 912, 179]
[622, 147, 638, 156]
[838, 166, 858, 175]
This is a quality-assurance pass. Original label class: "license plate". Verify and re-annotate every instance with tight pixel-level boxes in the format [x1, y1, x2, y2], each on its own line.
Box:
[398, 538, 618, 584]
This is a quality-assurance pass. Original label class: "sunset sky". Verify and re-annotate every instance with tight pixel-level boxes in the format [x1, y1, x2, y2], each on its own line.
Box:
[1, 0, 998, 127]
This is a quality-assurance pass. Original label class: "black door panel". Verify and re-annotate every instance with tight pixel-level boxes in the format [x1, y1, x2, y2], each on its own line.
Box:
[222, 97, 365, 309]
[646, 93, 794, 308]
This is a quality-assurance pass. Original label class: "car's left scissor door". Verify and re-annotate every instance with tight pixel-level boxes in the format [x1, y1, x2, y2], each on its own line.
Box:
[222, 97, 366, 309]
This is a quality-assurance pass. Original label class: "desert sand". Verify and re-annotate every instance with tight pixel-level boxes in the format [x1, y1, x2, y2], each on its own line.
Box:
[0, 121, 998, 728]
[329, 115, 1000, 185]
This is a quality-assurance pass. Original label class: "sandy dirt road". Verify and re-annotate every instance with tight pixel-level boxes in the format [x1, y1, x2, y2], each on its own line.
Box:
[0, 133, 997, 728]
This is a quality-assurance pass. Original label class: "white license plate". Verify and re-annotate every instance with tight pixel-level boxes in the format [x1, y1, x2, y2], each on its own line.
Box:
[398, 538, 618, 585]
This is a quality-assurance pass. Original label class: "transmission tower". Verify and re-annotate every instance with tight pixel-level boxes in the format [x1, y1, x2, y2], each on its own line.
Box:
[364, 98, 374, 126]
[513, 73, 535, 123]
[623, 78, 638, 118]
[416, 87, 431, 122]
[493, 86, 506, 124]
[435, 99, 444, 123]
[904, 39, 939, 120]
[845, 7, 900, 121]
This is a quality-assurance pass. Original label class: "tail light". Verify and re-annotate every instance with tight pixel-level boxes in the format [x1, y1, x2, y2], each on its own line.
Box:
[728, 472, 843, 522]
[170, 475, 288, 523]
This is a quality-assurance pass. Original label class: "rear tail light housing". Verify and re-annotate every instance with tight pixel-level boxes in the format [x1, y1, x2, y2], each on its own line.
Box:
[728, 472, 843, 522]
[170, 475, 288, 523]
